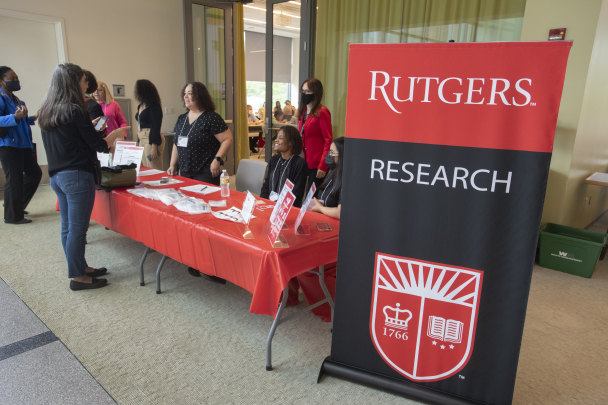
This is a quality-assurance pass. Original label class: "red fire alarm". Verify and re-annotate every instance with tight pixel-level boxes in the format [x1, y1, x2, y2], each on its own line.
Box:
[549, 28, 566, 41]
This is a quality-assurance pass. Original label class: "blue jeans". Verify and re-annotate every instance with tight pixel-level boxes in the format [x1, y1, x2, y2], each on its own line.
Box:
[50, 170, 96, 278]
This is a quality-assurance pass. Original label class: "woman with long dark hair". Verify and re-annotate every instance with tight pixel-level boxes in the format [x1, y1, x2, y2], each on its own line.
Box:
[311, 136, 343, 219]
[297, 78, 333, 192]
[0, 66, 42, 224]
[38, 63, 130, 290]
[288, 136, 344, 321]
[260, 126, 308, 206]
[134, 79, 164, 170]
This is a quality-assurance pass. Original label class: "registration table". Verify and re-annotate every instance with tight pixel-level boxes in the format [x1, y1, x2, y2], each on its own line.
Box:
[88, 168, 340, 369]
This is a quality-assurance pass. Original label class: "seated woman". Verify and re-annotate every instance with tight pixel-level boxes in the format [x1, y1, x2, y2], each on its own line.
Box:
[272, 109, 285, 124]
[260, 126, 308, 207]
[288, 136, 344, 321]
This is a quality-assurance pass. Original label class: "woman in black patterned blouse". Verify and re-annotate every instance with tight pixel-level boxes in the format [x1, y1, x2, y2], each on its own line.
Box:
[167, 82, 233, 186]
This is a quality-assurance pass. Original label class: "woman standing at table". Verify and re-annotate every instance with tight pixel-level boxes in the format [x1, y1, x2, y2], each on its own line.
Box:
[287, 137, 344, 321]
[260, 126, 308, 207]
[0, 66, 42, 224]
[94, 81, 128, 139]
[134, 79, 165, 169]
[167, 82, 233, 184]
[38, 63, 129, 290]
[167, 82, 233, 284]
[298, 78, 333, 192]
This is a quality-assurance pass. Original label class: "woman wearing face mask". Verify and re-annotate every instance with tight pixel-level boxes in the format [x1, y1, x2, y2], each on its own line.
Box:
[94, 81, 128, 139]
[260, 126, 308, 206]
[298, 78, 333, 193]
[0, 66, 42, 224]
[287, 137, 344, 321]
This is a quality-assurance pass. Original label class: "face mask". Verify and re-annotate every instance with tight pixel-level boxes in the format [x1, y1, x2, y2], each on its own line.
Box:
[325, 153, 336, 171]
[301, 93, 314, 106]
[5, 80, 20, 92]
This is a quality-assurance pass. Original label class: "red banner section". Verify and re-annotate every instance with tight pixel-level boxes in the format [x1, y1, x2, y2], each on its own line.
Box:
[345, 41, 571, 153]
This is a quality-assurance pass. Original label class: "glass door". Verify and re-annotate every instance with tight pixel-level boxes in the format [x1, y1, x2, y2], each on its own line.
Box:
[185, 0, 235, 173]
[264, 0, 303, 161]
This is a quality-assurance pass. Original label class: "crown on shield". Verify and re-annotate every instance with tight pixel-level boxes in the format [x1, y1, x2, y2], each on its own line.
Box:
[383, 303, 412, 331]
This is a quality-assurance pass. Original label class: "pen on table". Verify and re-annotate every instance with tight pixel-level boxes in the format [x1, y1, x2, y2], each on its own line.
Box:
[200, 186, 208, 192]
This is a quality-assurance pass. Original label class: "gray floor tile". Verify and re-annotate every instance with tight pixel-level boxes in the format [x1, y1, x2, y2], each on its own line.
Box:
[0, 278, 49, 347]
[0, 341, 116, 405]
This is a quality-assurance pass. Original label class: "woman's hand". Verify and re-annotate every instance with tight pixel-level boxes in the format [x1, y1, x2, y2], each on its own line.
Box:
[210, 158, 221, 177]
[316, 169, 327, 179]
[167, 165, 178, 176]
[311, 198, 324, 213]
[149, 144, 158, 160]
[14, 105, 28, 120]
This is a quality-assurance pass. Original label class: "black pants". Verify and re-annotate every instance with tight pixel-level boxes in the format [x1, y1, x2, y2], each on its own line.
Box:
[0, 146, 42, 222]
[181, 165, 221, 186]
[306, 168, 325, 195]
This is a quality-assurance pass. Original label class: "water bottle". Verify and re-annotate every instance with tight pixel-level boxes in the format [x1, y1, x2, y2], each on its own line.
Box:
[220, 170, 230, 197]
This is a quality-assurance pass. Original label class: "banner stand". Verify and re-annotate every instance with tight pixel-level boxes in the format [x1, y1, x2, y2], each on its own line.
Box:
[318, 358, 478, 405]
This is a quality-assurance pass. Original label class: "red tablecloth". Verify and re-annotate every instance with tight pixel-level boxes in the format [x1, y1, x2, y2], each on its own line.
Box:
[79, 169, 340, 317]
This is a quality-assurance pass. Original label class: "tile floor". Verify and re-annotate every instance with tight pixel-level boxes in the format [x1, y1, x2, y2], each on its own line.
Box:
[0, 278, 117, 405]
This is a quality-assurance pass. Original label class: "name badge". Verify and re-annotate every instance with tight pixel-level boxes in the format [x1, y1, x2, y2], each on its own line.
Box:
[269, 191, 279, 201]
[177, 136, 188, 147]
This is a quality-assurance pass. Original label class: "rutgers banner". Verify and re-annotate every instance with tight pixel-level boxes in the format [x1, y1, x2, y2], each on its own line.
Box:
[321, 42, 571, 405]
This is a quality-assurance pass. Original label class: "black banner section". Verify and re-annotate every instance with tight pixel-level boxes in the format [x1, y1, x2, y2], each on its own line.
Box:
[323, 138, 552, 405]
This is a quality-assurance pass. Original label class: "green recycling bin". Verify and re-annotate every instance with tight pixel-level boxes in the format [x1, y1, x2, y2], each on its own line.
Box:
[539, 223, 607, 278]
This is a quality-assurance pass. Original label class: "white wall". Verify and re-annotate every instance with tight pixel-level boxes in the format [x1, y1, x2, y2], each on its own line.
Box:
[0, 0, 186, 149]
[0, 15, 60, 165]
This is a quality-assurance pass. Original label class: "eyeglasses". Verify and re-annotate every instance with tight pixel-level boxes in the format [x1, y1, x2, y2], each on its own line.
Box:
[327, 150, 339, 157]
[93, 89, 104, 93]
[301, 90, 313, 95]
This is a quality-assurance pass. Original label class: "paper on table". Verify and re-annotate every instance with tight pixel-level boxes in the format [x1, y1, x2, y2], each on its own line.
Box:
[295, 183, 316, 230]
[137, 169, 165, 176]
[142, 178, 184, 186]
[119, 146, 144, 174]
[180, 184, 222, 195]
[241, 191, 256, 224]
[112, 141, 136, 165]
[97, 153, 111, 167]
[212, 206, 256, 223]
[209, 200, 227, 207]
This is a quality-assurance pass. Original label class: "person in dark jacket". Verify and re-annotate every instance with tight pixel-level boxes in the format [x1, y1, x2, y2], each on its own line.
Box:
[260, 125, 308, 207]
[134, 79, 164, 170]
[0, 66, 42, 224]
[38, 63, 130, 291]
[83, 70, 105, 122]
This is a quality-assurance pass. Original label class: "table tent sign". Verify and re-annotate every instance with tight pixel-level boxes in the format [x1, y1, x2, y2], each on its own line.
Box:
[319, 41, 571, 405]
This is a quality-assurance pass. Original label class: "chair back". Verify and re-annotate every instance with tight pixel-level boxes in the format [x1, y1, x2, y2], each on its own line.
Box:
[235, 159, 268, 195]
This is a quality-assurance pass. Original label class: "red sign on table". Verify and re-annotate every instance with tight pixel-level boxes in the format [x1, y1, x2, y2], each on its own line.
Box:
[268, 190, 296, 246]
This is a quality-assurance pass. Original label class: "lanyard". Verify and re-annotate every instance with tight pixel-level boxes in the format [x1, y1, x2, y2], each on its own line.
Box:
[321, 179, 334, 202]
[272, 156, 293, 193]
[179, 112, 203, 138]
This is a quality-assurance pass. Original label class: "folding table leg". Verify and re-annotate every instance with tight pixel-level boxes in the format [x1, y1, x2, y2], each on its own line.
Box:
[266, 286, 289, 371]
[139, 246, 151, 286]
[316, 265, 335, 330]
[156, 255, 168, 294]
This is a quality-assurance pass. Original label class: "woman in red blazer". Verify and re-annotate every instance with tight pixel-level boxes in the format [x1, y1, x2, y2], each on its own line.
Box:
[297, 78, 333, 191]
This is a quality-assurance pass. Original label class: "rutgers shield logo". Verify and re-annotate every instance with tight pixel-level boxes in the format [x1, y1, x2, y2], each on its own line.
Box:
[370, 253, 483, 382]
